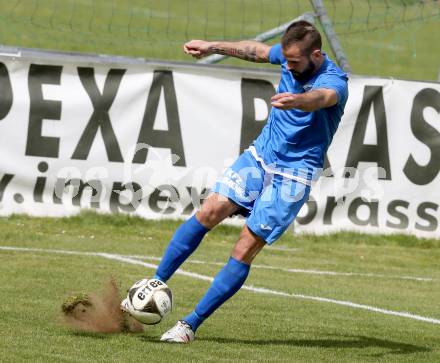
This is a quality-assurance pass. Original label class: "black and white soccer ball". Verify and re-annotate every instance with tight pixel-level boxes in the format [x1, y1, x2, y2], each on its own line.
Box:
[125, 279, 173, 325]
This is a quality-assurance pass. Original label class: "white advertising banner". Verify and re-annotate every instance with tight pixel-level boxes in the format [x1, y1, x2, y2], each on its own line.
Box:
[0, 49, 439, 238]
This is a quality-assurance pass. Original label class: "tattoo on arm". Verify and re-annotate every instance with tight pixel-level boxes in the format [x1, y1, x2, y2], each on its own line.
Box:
[209, 45, 259, 62]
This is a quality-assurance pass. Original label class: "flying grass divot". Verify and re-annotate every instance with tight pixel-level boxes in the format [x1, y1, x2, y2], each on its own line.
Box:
[61, 278, 144, 334]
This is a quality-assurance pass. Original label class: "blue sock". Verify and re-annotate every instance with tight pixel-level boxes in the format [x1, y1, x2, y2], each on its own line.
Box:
[183, 257, 250, 332]
[154, 215, 209, 282]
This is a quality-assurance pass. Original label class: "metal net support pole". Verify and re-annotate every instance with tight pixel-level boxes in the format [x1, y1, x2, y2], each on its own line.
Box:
[310, 0, 352, 73]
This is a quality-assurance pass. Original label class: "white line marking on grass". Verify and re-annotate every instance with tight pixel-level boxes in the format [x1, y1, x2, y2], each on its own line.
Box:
[0, 245, 433, 282]
[250, 266, 435, 282]
[0, 246, 434, 282]
[1, 246, 439, 325]
[124, 254, 434, 282]
[242, 285, 440, 325]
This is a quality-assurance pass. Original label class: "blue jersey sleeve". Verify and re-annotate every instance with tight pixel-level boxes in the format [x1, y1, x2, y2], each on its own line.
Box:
[313, 73, 349, 104]
[268, 44, 285, 65]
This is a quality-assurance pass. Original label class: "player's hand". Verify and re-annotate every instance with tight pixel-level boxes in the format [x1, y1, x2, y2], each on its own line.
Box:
[183, 40, 213, 59]
[270, 92, 300, 110]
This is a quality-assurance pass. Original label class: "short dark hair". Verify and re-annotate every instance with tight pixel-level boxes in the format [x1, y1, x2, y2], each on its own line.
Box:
[281, 20, 322, 55]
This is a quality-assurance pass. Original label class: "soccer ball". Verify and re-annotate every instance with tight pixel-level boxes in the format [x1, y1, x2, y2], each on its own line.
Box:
[124, 279, 172, 325]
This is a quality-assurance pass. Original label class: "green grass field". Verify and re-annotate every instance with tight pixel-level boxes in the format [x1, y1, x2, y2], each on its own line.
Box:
[0, 212, 439, 362]
[0, 0, 438, 80]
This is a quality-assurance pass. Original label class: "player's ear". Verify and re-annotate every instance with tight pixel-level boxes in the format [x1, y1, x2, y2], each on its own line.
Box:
[311, 49, 321, 59]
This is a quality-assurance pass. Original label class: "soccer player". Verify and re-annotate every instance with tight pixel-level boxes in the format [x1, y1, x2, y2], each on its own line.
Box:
[129, 21, 348, 343]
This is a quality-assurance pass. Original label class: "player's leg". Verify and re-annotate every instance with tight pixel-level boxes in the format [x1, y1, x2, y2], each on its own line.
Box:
[154, 193, 239, 282]
[159, 151, 266, 342]
[161, 175, 311, 342]
[161, 225, 265, 342]
[155, 150, 262, 283]
[183, 225, 264, 327]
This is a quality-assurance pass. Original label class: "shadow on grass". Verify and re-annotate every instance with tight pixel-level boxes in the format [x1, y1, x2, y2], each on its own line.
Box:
[196, 335, 430, 356]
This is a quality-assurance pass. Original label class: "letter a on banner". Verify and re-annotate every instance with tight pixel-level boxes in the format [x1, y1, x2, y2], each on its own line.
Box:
[133, 71, 186, 167]
[344, 86, 391, 180]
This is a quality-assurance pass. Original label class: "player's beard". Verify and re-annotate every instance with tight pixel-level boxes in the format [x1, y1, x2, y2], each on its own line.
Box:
[290, 58, 316, 82]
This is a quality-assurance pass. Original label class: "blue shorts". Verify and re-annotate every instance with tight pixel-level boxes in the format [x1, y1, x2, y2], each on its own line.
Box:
[212, 151, 311, 244]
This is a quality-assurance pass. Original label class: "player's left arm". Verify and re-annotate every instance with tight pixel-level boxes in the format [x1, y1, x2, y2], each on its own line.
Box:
[270, 88, 338, 112]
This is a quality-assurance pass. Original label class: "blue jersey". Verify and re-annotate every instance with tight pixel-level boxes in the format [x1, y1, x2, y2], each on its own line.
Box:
[251, 43, 349, 184]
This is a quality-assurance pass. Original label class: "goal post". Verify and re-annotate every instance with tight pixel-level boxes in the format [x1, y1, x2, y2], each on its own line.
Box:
[309, 0, 352, 73]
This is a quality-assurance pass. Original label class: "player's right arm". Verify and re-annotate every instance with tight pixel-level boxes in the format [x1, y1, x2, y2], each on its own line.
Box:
[183, 40, 271, 63]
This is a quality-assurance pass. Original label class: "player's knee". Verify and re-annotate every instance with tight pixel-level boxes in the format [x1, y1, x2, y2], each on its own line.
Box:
[196, 193, 239, 229]
[197, 205, 223, 229]
[231, 232, 265, 264]
[231, 244, 259, 264]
